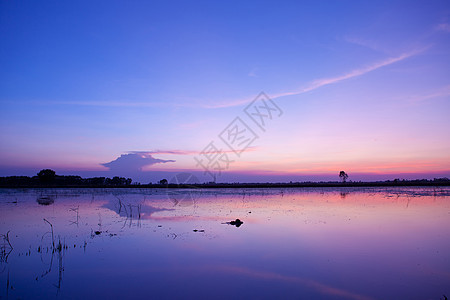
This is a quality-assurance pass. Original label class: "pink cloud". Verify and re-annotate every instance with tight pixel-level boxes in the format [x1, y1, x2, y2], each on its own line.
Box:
[129, 147, 258, 156]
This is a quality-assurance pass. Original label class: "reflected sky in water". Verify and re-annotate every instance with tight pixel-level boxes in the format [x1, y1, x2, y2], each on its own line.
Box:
[1, 187, 449, 299]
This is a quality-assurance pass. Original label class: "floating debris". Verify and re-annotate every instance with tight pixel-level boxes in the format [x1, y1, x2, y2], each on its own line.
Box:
[224, 219, 243, 227]
[193, 229, 205, 232]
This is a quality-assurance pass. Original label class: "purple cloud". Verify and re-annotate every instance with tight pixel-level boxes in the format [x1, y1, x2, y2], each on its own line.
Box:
[102, 153, 175, 172]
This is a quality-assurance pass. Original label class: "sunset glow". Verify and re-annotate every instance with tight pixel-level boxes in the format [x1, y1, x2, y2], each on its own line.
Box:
[0, 1, 449, 182]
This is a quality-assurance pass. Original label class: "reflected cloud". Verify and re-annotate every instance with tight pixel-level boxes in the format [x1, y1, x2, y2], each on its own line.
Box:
[102, 199, 173, 219]
[211, 265, 374, 300]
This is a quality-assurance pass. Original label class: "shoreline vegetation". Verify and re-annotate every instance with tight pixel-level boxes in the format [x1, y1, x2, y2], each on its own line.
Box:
[0, 169, 449, 188]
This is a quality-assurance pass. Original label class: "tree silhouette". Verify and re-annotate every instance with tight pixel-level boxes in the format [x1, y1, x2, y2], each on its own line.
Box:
[159, 179, 168, 185]
[37, 169, 56, 183]
[339, 171, 348, 183]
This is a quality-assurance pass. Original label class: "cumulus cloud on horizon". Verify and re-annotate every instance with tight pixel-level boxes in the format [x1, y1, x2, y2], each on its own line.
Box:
[101, 153, 175, 173]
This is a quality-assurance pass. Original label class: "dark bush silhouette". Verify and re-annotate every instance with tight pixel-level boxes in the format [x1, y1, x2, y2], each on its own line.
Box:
[159, 179, 168, 185]
[37, 169, 56, 183]
[105, 176, 132, 186]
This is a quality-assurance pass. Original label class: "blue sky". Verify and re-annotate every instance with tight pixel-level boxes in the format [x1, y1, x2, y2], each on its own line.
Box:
[1, 0, 449, 183]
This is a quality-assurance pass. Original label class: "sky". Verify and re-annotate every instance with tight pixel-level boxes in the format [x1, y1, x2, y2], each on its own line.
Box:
[0, 0, 449, 183]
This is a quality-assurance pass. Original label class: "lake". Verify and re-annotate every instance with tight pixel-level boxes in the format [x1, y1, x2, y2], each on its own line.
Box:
[1, 187, 449, 299]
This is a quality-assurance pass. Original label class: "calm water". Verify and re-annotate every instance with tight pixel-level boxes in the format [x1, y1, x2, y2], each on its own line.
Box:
[0, 187, 449, 299]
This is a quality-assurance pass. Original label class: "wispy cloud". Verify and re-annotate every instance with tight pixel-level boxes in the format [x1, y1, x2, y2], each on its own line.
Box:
[33, 98, 250, 110]
[29, 48, 426, 110]
[54, 100, 168, 108]
[274, 47, 427, 98]
[248, 67, 258, 77]
[178, 120, 206, 130]
[205, 48, 427, 109]
[436, 23, 450, 32]
[342, 36, 389, 54]
[129, 147, 258, 156]
[130, 150, 199, 156]
[199, 95, 257, 109]
[406, 85, 450, 103]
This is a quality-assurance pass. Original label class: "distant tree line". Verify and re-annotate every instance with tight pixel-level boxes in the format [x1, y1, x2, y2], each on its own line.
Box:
[0, 169, 449, 188]
[0, 169, 132, 187]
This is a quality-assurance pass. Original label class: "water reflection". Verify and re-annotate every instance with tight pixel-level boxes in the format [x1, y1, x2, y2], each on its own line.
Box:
[37, 195, 55, 206]
[0, 187, 449, 299]
[0, 231, 13, 263]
